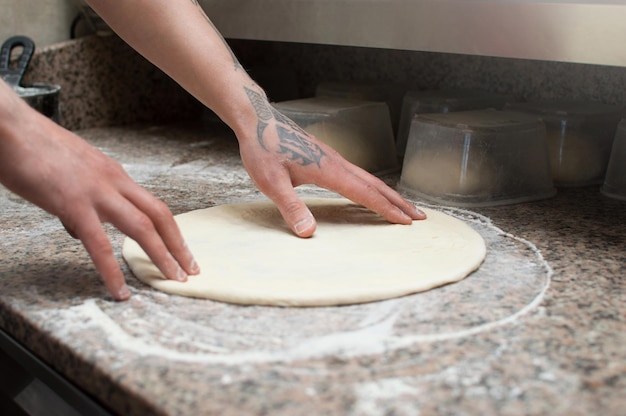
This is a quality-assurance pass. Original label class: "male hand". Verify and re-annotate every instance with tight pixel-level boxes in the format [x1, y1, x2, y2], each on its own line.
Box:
[0, 84, 199, 300]
[236, 89, 426, 237]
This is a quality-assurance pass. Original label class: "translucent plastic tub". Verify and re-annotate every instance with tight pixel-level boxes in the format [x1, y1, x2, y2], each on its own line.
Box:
[273, 97, 399, 174]
[505, 100, 624, 186]
[396, 89, 514, 156]
[315, 81, 406, 134]
[399, 110, 556, 207]
[601, 118, 626, 201]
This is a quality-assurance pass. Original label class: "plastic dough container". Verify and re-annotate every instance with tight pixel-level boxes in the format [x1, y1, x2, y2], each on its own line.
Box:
[273, 97, 400, 174]
[396, 89, 514, 156]
[315, 81, 406, 134]
[505, 100, 624, 187]
[399, 110, 556, 207]
[601, 118, 626, 201]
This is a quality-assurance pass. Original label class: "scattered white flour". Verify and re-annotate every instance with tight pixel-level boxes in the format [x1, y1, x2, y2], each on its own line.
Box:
[351, 378, 421, 416]
[25, 202, 552, 366]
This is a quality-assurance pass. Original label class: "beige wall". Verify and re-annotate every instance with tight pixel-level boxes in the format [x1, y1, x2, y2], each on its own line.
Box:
[0, 0, 78, 48]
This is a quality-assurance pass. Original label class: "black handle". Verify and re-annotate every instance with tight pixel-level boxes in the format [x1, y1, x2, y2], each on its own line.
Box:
[0, 36, 35, 87]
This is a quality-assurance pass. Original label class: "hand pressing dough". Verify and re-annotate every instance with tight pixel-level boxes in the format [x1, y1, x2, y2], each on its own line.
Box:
[122, 198, 487, 306]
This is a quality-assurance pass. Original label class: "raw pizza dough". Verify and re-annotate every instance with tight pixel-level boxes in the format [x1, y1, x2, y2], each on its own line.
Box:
[122, 198, 486, 306]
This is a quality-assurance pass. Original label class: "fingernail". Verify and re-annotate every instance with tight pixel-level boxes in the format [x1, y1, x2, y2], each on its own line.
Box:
[183, 243, 200, 274]
[294, 217, 315, 235]
[176, 267, 188, 282]
[117, 284, 131, 300]
[406, 203, 426, 219]
[415, 207, 427, 218]
[189, 258, 200, 274]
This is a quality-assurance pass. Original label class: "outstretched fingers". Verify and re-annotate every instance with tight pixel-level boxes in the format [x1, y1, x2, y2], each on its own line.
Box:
[315, 159, 426, 225]
[70, 210, 131, 301]
[345, 162, 426, 220]
[122, 185, 199, 276]
[65, 185, 199, 301]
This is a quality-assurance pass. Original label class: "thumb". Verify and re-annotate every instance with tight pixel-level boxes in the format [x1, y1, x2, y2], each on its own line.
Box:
[273, 194, 317, 238]
[240, 151, 317, 237]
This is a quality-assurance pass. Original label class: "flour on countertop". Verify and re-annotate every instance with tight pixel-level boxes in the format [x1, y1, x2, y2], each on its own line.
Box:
[24, 204, 552, 366]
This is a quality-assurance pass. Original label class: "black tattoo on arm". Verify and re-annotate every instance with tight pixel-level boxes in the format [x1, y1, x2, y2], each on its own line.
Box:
[245, 87, 273, 121]
[245, 87, 272, 149]
[256, 120, 269, 150]
[275, 125, 326, 167]
[244, 87, 326, 167]
[271, 108, 309, 136]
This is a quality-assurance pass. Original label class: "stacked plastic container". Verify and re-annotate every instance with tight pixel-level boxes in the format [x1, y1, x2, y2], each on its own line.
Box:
[399, 110, 556, 207]
[601, 118, 626, 201]
[273, 97, 399, 174]
[396, 89, 514, 156]
[505, 100, 623, 187]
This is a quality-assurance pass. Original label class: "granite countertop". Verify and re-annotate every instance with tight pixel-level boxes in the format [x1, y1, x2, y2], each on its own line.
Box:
[1, 120, 625, 415]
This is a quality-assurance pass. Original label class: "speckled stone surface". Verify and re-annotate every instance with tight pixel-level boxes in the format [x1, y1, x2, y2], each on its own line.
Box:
[1, 121, 625, 416]
[22, 35, 204, 131]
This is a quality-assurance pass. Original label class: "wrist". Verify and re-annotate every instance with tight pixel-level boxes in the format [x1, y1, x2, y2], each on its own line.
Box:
[211, 80, 269, 145]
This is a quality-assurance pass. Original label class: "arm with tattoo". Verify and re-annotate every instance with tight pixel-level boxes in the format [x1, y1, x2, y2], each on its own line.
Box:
[85, 0, 425, 238]
[244, 87, 326, 167]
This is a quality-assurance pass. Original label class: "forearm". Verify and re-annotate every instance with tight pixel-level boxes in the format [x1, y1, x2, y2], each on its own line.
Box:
[84, 0, 261, 140]
[85, 0, 424, 236]
[0, 81, 40, 190]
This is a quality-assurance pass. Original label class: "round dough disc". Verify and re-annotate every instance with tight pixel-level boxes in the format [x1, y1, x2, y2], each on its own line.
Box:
[122, 198, 486, 306]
